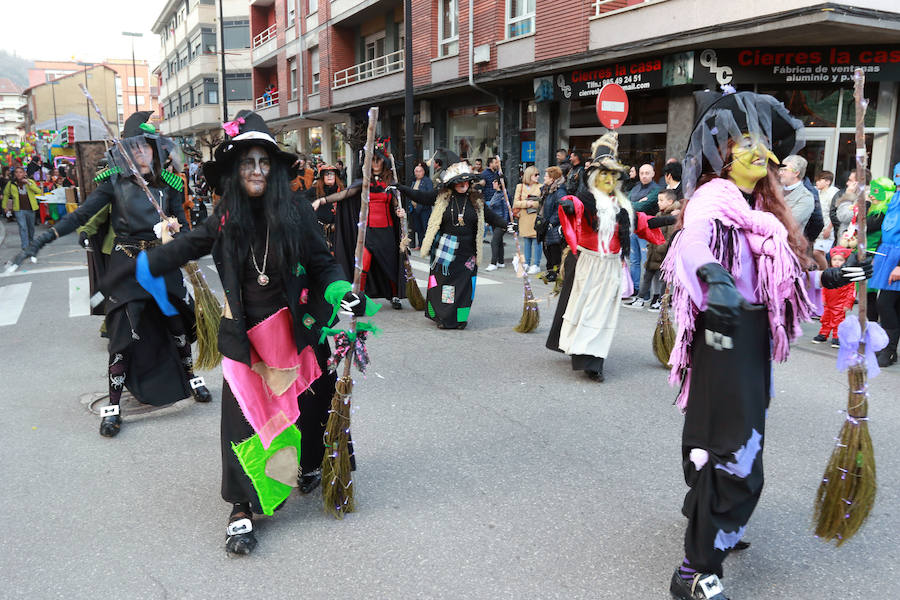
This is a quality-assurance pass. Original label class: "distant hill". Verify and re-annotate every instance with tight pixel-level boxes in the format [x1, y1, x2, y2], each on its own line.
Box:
[0, 50, 32, 89]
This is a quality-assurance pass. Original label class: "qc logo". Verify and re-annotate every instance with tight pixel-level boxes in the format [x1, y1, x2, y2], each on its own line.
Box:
[556, 74, 572, 99]
[700, 49, 733, 85]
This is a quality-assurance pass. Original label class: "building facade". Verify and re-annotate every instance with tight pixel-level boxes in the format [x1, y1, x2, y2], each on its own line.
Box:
[29, 59, 158, 129]
[249, 0, 900, 185]
[0, 78, 25, 143]
[152, 0, 254, 156]
[22, 65, 120, 142]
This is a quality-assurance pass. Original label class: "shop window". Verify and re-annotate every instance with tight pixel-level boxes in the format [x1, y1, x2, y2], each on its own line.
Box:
[438, 0, 459, 57]
[223, 19, 250, 50]
[308, 126, 322, 156]
[506, 0, 535, 39]
[448, 105, 500, 162]
[310, 47, 320, 94]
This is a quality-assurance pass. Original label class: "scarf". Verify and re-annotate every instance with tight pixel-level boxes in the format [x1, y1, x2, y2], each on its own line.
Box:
[420, 189, 485, 267]
[661, 177, 814, 412]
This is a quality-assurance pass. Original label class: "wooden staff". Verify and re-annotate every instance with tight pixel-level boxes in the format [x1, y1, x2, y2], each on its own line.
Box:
[322, 106, 379, 519]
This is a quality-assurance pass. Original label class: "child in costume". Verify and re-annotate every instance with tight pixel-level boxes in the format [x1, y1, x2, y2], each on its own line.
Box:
[813, 246, 856, 347]
[872, 163, 900, 367]
[19, 111, 211, 437]
[133, 111, 374, 555]
[662, 91, 872, 600]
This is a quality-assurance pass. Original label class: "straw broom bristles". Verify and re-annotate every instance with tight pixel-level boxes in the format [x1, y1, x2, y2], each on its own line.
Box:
[652, 292, 675, 367]
[404, 256, 426, 310]
[813, 362, 876, 545]
[183, 261, 222, 370]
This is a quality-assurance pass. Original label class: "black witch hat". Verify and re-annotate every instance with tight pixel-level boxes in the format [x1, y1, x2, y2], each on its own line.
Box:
[121, 110, 156, 138]
[214, 110, 297, 167]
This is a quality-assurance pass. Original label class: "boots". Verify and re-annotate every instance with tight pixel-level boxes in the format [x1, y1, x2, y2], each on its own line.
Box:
[225, 504, 257, 556]
[189, 376, 212, 402]
[877, 328, 899, 368]
[586, 358, 605, 382]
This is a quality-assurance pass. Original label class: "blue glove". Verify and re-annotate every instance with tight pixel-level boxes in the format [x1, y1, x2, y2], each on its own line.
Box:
[135, 251, 178, 317]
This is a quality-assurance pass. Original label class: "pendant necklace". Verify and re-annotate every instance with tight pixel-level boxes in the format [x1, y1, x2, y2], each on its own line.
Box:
[249, 225, 270, 286]
[454, 196, 467, 226]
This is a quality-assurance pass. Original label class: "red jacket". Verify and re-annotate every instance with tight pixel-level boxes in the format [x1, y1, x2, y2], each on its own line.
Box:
[558, 194, 663, 254]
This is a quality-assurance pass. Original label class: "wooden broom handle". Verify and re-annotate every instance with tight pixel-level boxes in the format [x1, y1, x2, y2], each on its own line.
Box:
[852, 69, 868, 349]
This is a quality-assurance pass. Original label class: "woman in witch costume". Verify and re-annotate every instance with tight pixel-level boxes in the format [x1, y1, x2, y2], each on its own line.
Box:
[20, 111, 211, 437]
[130, 110, 374, 555]
[310, 163, 343, 251]
[395, 162, 507, 329]
[545, 132, 665, 382]
[313, 139, 406, 309]
[661, 91, 872, 600]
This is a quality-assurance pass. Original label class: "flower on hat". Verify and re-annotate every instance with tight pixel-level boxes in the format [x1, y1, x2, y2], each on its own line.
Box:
[222, 117, 246, 137]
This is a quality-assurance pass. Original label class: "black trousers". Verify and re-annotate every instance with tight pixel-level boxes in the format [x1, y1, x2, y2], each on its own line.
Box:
[681, 309, 770, 577]
[490, 226, 506, 265]
[543, 242, 562, 273]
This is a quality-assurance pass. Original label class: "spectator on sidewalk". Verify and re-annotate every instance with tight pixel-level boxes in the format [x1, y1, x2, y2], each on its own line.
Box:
[482, 156, 508, 270]
[625, 163, 660, 297]
[779, 155, 814, 230]
[565, 150, 584, 194]
[513, 165, 542, 274]
[2, 166, 41, 259]
[629, 188, 680, 310]
[813, 170, 840, 269]
[407, 162, 434, 250]
[540, 165, 566, 280]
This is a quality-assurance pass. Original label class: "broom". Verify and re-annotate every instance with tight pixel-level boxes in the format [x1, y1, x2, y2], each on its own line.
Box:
[321, 106, 379, 519]
[496, 158, 539, 333]
[386, 153, 426, 310]
[813, 68, 876, 545]
[79, 85, 222, 369]
[652, 290, 676, 367]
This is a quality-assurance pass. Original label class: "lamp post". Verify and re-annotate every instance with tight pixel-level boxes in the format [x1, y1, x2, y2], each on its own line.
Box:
[48, 80, 59, 131]
[219, 0, 228, 121]
[76, 61, 94, 140]
[122, 32, 144, 116]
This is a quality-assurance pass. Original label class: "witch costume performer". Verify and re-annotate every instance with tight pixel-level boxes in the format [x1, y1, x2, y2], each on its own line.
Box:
[131, 111, 374, 556]
[20, 111, 211, 438]
[315, 139, 407, 309]
[396, 162, 507, 329]
[545, 132, 665, 381]
[661, 91, 871, 600]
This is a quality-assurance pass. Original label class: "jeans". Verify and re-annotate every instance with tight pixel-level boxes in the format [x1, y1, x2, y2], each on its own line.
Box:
[491, 226, 506, 265]
[15, 210, 35, 250]
[522, 236, 541, 267]
[628, 233, 647, 294]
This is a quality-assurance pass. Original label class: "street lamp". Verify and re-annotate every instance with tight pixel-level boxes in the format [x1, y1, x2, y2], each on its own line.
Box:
[48, 80, 59, 131]
[122, 32, 144, 116]
[76, 61, 94, 140]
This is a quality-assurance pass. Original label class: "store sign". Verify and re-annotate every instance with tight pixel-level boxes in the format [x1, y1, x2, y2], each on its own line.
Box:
[557, 52, 695, 98]
[695, 46, 900, 86]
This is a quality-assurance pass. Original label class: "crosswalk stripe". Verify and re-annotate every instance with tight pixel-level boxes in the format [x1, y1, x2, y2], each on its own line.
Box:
[407, 258, 501, 285]
[4, 265, 87, 277]
[68, 276, 90, 317]
[0, 282, 32, 326]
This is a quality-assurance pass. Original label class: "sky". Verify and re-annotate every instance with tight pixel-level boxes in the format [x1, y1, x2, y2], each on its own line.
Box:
[2, 0, 166, 68]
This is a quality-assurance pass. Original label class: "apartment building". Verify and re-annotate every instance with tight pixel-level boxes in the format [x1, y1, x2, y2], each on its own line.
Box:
[152, 0, 253, 151]
[251, 0, 899, 184]
[0, 79, 25, 143]
[29, 60, 158, 129]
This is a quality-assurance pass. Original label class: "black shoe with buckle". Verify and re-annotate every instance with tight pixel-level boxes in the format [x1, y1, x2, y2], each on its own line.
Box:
[391, 297, 402, 310]
[298, 469, 322, 494]
[99, 405, 122, 437]
[189, 376, 212, 402]
[225, 511, 257, 556]
[670, 570, 729, 600]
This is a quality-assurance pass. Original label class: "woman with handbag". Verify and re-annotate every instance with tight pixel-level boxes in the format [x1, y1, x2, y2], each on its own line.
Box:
[513, 165, 542, 274]
[539, 166, 566, 280]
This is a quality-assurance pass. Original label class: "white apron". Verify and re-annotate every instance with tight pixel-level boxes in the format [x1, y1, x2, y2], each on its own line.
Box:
[558, 247, 623, 358]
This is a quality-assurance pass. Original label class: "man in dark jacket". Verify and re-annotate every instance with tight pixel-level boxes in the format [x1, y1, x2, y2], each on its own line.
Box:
[565, 151, 584, 194]
[482, 157, 508, 269]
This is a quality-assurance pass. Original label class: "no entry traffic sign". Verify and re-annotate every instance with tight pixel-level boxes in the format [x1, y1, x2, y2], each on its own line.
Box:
[595, 83, 629, 129]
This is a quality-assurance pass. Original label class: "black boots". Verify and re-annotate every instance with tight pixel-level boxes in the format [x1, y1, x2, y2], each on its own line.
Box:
[298, 469, 322, 494]
[99, 405, 122, 437]
[877, 328, 898, 368]
[586, 358, 605, 382]
[225, 504, 257, 556]
[391, 296, 402, 310]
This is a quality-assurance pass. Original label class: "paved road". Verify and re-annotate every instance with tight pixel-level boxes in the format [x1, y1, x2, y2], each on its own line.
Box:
[1, 219, 898, 599]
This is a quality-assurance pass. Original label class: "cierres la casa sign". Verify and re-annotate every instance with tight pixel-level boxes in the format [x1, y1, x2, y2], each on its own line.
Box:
[698, 46, 900, 85]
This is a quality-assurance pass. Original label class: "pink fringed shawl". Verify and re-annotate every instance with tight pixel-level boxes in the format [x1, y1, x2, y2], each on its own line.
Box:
[661, 178, 814, 412]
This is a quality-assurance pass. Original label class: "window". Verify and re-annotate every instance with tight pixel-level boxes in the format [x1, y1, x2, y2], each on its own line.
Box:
[223, 19, 250, 49]
[289, 60, 298, 99]
[306, 0, 316, 14]
[310, 47, 320, 94]
[204, 78, 218, 104]
[438, 0, 458, 57]
[506, 0, 535, 38]
[288, 1, 296, 26]
[201, 29, 217, 54]
[225, 73, 252, 101]
[129, 95, 145, 106]
[127, 77, 144, 88]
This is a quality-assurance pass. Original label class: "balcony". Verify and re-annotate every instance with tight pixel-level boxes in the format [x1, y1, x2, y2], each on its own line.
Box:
[255, 90, 279, 110]
[333, 49, 404, 89]
[251, 24, 279, 66]
[160, 104, 222, 136]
